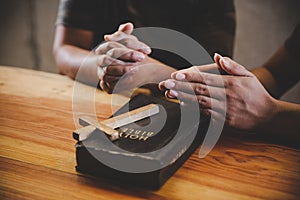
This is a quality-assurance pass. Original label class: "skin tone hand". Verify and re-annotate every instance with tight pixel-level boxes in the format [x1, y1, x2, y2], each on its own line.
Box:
[54, 21, 176, 93]
[96, 23, 153, 93]
[104, 23, 176, 93]
[159, 53, 279, 132]
[53, 22, 151, 87]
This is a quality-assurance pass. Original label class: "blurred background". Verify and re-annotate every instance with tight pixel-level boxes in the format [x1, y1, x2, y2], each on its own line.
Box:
[0, 0, 299, 102]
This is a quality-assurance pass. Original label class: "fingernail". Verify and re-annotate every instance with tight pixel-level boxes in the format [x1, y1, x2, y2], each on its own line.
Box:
[169, 90, 178, 97]
[171, 72, 176, 79]
[104, 35, 110, 40]
[214, 52, 222, 59]
[166, 92, 175, 99]
[222, 57, 231, 68]
[144, 46, 151, 54]
[135, 52, 145, 61]
[165, 80, 175, 89]
[176, 73, 186, 80]
[130, 66, 138, 73]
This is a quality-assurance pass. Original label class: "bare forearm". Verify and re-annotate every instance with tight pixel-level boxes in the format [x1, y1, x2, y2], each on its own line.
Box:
[251, 67, 279, 97]
[54, 45, 98, 85]
[145, 57, 176, 83]
[264, 100, 300, 137]
[252, 45, 299, 98]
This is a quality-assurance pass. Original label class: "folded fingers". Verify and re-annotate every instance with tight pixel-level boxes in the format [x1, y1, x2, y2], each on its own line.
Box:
[104, 65, 137, 76]
[171, 70, 226, 87]
[94, 41, 126, 55]
[106, 47, 145, 62]
[167, 89, 225, 111]
[105, 31, 151, 54]
[159, 79, 225, 99]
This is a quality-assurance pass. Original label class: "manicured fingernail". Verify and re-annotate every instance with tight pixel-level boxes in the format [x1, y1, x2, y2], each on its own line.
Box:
[135, 53, 145, 61]
[214, 53, 223, 66]
[214, 52, 222, 59]
[165, 80, 175, 89]
[144, 46, 151, 54]
[222, 57, 231, 68]
[169, 90, 178, 97]
[166, 92, 175, 99]
[130, 66, 138, 72]
[175, 73, 185, 80]
[170, 72, 176, 79]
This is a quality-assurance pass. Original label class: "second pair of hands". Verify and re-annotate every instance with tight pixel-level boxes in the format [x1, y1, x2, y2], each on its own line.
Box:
[98, 22, 277, 132]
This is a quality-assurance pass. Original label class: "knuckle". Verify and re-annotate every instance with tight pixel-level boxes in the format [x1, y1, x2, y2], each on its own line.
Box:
[94, 46, 102, 54]
[102, 55, 112, 65]
[195, 84, 207, 94]
[184, 73, 192, 82]
[191, 66, 199, 72]
[95, 45, 105, 54]
[197, 96, 207, 105]
[104, 42, 113, 51]
[121, 39, 131, 47]
[129, 50, 136, 59]
[225, 79, 234, 87]
[113, 31, 122, 38]
[126, 34, 137, 41]
[201, 109, 211, 116]
[225, 91, 231, 99]
[106, 49, 115, 57]
[130, 35, 137, 40]
[226, 114, 236, 127]
[203, 75, 211, 85]
[123, 66, 131, 74]
[106, 41, 117, 48]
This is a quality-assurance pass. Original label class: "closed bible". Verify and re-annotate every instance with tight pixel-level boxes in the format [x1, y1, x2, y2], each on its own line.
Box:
[74, 94, 209, 189]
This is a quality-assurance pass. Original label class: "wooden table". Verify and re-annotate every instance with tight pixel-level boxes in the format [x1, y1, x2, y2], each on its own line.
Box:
[0, 66, 299, 200]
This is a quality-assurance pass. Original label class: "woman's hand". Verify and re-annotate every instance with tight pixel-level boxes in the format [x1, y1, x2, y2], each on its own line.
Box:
[159, 54, 278, 131]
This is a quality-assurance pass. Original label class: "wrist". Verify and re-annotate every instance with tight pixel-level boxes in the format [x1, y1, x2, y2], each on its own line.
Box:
[256, 95, 279, 132]
[271, 98, 282, 122]
[252, 66, 279, 98]
[140, 56, 175, 83]
[264, 98, 300, 136]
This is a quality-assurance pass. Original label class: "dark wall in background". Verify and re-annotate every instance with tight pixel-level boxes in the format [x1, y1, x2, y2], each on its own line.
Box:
[0, 0, 299, 102]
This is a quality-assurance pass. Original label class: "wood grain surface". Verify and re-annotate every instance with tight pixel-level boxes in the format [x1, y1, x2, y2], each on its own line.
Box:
[0, 66, 299, 200]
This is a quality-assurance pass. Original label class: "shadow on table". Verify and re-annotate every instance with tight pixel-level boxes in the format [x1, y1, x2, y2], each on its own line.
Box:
[222, 127, 300, 149]
[75, 172, 165, 198]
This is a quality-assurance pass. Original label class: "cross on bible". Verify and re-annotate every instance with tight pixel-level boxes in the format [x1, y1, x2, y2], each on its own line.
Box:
[74, 104, 160, 141]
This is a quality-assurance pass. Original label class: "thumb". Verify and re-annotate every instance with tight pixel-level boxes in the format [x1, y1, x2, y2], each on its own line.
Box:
[220, 56, 253, 77]
[118, 22, 134, 34]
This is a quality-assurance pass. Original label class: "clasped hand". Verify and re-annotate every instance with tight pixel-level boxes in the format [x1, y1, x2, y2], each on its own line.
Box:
[95, 23, 151, 93]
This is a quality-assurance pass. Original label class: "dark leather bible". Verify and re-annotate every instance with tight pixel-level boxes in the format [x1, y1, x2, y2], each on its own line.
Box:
[74, 94, 209, 189]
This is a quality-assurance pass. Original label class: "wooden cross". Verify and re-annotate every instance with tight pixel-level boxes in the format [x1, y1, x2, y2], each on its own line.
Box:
[74, 104, 160, 141]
